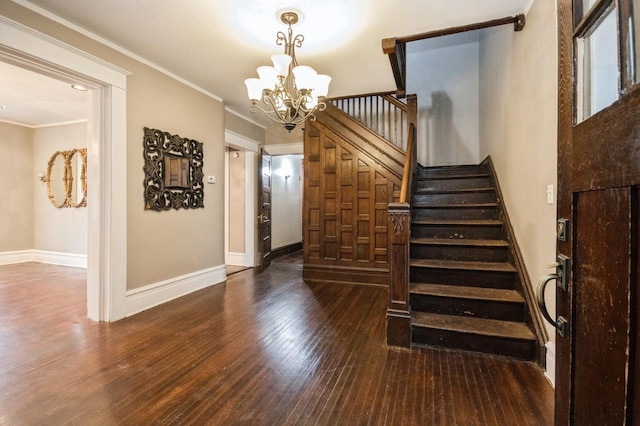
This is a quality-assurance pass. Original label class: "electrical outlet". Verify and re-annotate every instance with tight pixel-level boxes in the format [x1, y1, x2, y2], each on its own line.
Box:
[207, 175, 216, 184]
[546, 184, 554, 204]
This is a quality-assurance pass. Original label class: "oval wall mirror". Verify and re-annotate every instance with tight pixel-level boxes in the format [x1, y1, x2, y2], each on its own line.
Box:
[47, 151, 69, 208]
[45, 148, 87, 208]
[69, 148, 87, 208]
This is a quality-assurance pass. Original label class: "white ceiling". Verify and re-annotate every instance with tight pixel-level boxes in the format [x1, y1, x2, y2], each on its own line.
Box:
[0, 61, 90, 127]
[2, 0, 532, 128]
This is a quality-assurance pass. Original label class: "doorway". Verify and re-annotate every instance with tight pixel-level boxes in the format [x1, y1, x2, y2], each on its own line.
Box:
[224, 130, 260, 270]
[0, 16, 128, 321]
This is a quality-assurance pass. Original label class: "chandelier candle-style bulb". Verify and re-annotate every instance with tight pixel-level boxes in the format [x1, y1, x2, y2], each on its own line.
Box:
[315, 74, 332, 98]
[244, 78, 263, 102]
[244, 9, 331, 132]
[271, 54, 292, 78]
[292, 65, 317, 91]
[257, 66, 278, 88]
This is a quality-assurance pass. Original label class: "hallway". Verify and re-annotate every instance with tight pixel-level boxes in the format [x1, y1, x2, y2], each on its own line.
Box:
[0, 261, 553, 424]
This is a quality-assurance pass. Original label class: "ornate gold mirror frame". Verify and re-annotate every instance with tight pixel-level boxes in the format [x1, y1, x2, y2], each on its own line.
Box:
[45, 148, 87, 208]
[143, 127, 204, 211]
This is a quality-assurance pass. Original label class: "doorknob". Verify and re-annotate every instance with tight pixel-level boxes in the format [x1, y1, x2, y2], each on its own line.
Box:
[536, 254, 570, 337]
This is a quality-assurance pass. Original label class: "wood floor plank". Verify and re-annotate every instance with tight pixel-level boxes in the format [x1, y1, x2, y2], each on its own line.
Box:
[0, 261, 554, 425]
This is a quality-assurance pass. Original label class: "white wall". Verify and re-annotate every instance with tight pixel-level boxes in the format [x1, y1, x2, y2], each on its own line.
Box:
[271, 154, 302, 249]
[478, 0, 558, 384]
[407, 32, 480, 166]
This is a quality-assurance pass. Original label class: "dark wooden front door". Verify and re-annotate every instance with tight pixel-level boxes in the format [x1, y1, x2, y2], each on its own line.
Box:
[259, 148, 272, 271]
[555, 0, 640, 423]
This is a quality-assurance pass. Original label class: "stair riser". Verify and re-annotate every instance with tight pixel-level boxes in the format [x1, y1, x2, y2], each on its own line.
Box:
[413, 207, 499, 221]
[410, 294, 526, 322]
[412, 192, 496, 204]
[410, 244, 508, 262]
[411, 224, 504, 240]
[411, 327, 536, 361]
[418, 167, 481, 178]
[410, 267, 516, 289]
[416, 177, 492, 191]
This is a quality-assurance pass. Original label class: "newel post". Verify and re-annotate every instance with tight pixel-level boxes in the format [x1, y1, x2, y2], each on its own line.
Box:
[387, 202, 411, 347]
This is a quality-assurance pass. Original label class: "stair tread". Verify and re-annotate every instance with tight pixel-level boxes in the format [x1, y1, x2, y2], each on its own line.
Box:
[413, 202, 498, 209]
[412, 312, 535, 340]
[412, 219, 503, 226]
[419, 165, 479, 172]
[410, 283, 523, 303]
[410, 259, 516, 272]
[413, 187, 494, 194]
[417, 173, 490, 181]
[411, 238, 508, 247]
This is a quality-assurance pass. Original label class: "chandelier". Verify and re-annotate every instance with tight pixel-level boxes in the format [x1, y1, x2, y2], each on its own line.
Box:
[244, 10, 331, 132]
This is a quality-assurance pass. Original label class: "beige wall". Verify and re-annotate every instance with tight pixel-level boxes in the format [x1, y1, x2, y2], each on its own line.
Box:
[125, 60, 224, 288]
[228, 150, 246, 253]
[0, 122, 34, 251]
[225, 111, 265, 143]
[33, 123, 88, 254]
[0, 2, 226, 290]
[479, 0, 558, 347]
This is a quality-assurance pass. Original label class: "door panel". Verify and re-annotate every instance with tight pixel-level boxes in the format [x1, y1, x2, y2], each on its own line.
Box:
[259, 149, 272, 271]
[556, 0, 640, 423]
[573, 188, 632, 424]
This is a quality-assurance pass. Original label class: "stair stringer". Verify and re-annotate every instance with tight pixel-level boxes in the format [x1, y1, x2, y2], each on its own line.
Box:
[314, 102, 406, 178]
[480, 156, 549, 366]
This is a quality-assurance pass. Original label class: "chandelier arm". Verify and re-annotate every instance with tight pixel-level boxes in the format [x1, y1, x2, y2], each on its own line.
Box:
[275, 31, 287, 47]
[260, 95, 289, 122]
[249, 104, 293, 125]
[292, 34, 304, 49]
[250, 102, 323, 126]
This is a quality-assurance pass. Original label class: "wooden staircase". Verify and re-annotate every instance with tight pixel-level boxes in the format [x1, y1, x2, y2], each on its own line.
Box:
[408, 164, 537, 360]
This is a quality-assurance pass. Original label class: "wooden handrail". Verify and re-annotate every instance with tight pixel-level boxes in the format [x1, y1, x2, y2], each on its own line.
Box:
[382, 14, 526, 94]
[399, 124, 416, 203]
[328, 90, 397, 102]
[381, 94, 409, 111]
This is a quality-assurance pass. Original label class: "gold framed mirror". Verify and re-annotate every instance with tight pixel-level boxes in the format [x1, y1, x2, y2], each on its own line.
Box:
[45, 148, 87, 208]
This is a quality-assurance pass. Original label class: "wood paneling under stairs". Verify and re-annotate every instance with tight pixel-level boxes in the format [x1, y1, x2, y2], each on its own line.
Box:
[0, 262, 553, 424]
[303, 115, 402, 285]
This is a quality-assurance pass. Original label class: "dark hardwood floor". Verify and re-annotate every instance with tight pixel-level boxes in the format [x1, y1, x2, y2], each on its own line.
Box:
[0, 261, 553, 425]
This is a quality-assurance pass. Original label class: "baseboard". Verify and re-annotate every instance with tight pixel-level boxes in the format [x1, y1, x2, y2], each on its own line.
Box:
[126, 264, 227, 317]
[545, 341, 556, 388]
[0, 250, 34, 265]
[0, 250, 87, 268]
[227, 252, 251, 267]
[271, 242, 302, 259]
[35, 250, 87, 268]
[303, 264, 388, 286]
